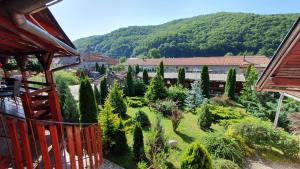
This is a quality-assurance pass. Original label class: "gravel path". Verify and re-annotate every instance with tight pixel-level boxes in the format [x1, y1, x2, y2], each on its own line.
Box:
[100, 159, 125, 169]
[245, 158, 300, 169]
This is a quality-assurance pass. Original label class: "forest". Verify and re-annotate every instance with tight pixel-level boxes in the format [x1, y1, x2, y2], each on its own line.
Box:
[74, 12, 299, 58]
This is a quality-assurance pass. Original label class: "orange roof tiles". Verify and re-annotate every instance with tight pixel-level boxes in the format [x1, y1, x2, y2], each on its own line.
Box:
[82, 54, 118, 65]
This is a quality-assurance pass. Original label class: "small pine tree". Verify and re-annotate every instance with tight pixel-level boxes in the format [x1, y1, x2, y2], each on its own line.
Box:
[240, 65, 258, 104]
[178, 67, 185, 86]
[143, 69, 149, 85]
[225, 68, 236, 100]
[184, 80, 204, 112]
[135, 64, 140, 75]
[148, 115, 166, 159]
[100, 78, 108, 105]
[181, 142, 213, 169]
[112, 118, 128, 155]
[133, 123, 145, 162]
[95, 63, 101, 72]
[94, 84, 101, 105]
[158, 61, 164, 78]
[197, 103, 212, 130]
[79, 75, 98, 123]
[145, 73, 167, 101]
[108, 81, 127, 117]
[201, 65, 210, 98]
[100, 64, 106, 75]
[125, 66, 135, 96]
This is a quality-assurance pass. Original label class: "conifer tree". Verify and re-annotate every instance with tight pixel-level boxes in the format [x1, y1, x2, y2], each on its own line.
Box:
[158, 61, 164, 78]
[100, 78, 108, 105]
[201, 65, 210, 98]
[57, 80, 79, 122]
[108, 81, 127, 117]
[135, 64, 140, 75]
[184, 80, 204, 112]
[148, 115, 166, 158]
[95, 63, 101, 72]
[94, 84, 101, 105]
[197, 102, 212, 130]
[133, 123, 145, 162]
[145, 73, 167, 101]
[113, 118, 128, 155]
[178, 67, 185, 86]
[225, 68, 236, 100]
[100, 64, 106, 75]
[240, 65, 258, 104]
[79, 75, 98, 123]
[143, 69, 149, 85]
[125, 66, 134, 96]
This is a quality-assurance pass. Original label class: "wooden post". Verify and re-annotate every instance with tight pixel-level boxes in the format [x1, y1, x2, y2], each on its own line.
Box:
[274, 93, 284, 128]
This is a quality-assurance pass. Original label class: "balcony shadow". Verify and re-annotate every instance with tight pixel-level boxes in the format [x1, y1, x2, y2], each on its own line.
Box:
[175, 131, 194, 144]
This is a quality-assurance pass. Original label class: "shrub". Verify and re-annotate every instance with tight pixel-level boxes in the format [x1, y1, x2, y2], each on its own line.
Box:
[148, 115, 166, 159]
[208, 104, 246, 123]
[133, 110, 151, 128]
[210, 95, 235, 106]
[133, 123, 145, 161]
[134, 79, 146, 96]
[112, 119, 128, 155]
[167, 85, 187, 106]
[184, 80, 204, 112]
[151, 99, 177, 117]
[54, 70, 79, 85]
[214, 159, 240, 169]
[197, 103, 212, 130]
[108, 81, 127, 117]
[171, 108, 183, 132]
[180, 142, 213, 169]
[145, 73, 167, 101]
[137, 161, 148, 169]
[127, 98, 144, 107]
[202, 133, 244, 164]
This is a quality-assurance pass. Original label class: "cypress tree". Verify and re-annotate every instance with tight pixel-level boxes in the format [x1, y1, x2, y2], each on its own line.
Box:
[100, 78, 108, 105]
[178, 67, 185, 86]
[142, 69, 149, 85]
[145, 73, 167, 101]
[225, 68, 232, 97]
[133, 123, 145, 162]
[125, 66, 134, 96]
[108, 81, 127, 117]
[113, 119, 128, 155]
[225, 68, 236, 100]
[94, 84, 101, 105]
[100, 64, 106, 75]
[201, 65, 210, 98]
[95, 63, 101, 72]
[158, 61, 164, 78]
[79, 75, 98, 123]
[135, 64, 140, 75]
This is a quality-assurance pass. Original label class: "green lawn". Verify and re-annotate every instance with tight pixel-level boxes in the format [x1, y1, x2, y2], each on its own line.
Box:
[108, 106, 207, 169]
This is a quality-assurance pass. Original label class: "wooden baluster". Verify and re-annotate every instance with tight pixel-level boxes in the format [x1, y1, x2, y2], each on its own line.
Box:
[84, 127, 94, 169]
[49, 125, 62, 169]
[36, 123, 51, 169]
[96, 125, 103, 165]
[90, 126, 98, 167]
[74, 126, 84, 169]
[66, 126, 76, 169]
[18, 121, 33, 169]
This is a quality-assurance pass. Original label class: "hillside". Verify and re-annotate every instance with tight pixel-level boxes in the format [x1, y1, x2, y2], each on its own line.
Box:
[74, 12, 299, 58]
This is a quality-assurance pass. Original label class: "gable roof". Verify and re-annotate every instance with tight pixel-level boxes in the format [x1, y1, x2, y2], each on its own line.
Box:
[82, 54, 118, 65]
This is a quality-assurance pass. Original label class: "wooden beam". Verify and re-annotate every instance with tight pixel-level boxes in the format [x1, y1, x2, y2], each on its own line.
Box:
[270, 77, 300, 87]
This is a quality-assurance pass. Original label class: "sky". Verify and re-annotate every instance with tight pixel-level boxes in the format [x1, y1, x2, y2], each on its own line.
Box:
[49, 0, 300, 41]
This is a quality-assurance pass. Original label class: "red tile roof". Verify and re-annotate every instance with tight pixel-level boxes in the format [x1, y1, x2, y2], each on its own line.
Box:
[82, 54, 118, 65]
[125, 56, 269, 67]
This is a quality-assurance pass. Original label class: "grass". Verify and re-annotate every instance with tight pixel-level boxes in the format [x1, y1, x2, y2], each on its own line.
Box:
[108, 106, 207, 169]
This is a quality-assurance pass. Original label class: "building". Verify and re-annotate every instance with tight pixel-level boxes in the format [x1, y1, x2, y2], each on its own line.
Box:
[80, 53, 118, 70]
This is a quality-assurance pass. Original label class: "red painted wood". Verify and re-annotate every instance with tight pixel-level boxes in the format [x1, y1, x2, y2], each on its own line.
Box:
[36, 123, 51, 169]
[6, 117, 23, 169]
[84, 127, 94, 169]
[74, 127, 84, 169]
[18, 121, 33, 169]
[49, 125, 62, 169]
[90, 126, 98, 167]
[66, 126, 76, 169]
[96, 126, 103, 165]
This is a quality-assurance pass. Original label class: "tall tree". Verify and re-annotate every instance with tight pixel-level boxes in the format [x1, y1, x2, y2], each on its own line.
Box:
[100, 78, 108, 105]
[125, 66, 134, 96]
[158, 61, 164, 78]
[94, 84, 101, 105]
[184, 80, 204, 112]
[100, 64, 106, 75]
[240, 65, 258, 104]
[145, 73, 167, 101]
[177, 67, 185, 86]
[95, 62, 101, 72]
[133, 123, 145, 162]
[143, 69, 149, 85]
[108, 81, 127, 117]
[201, 65, 210, 98]
[224, 68, 236, 100]
[79, 75, 98, 123]
[135, 64, 140, 75]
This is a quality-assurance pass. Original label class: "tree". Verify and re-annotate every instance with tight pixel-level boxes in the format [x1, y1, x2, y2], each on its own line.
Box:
[148, 115, 166, 159]
[95, 62, 101, 72]
[94, 84, 101, 105]
[125, 66, 135, 96]
[57, 80, 79, 122]
[133, 123, 145, 161]
[201, 65, 210, 98]
[79, 75, 98, 123]
[239, 65, 258, 103]
[185, 80, 204, 112]
[108, 81, 127, 117]
[142, 69, 149, 85]
[158, 61, 164, 78]
[100, 64, 106, 75]
[224, 68, 236, 100]
[135, 64, 140, 75]
[181, 142, 213, 169]
[145, 73, 167, 101]
[148, 48, 161, 58]
[197, 102, 212, 130]
[100, 78, 108, 105]
[178, 67, 185, 86]
[113, 118, 128, 155]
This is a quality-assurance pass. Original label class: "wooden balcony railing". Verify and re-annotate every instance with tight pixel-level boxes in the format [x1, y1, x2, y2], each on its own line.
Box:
[0, 113, 103, 169]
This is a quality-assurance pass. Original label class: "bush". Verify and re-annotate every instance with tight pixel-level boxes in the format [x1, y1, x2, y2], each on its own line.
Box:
[145, 74, 167, 101]
[133, 123, 145, 161]
[171, 108, 183, 132]
[197, 103, 212, 130]
[109, 81, 127, 117]
[210, 95, 235, 106]
[180, 142, 213, 169]
[54, 70, 79, 85]
[137, 161, 148, 169]
[207, 104, 246, 123]
[112, 119, 128, 155]
[151, 99, 177, 117]
[133, 110, 151, 128]
[214, 159, 240, 169]
[167, 85, 187, 106]
[202, 133, 244, 164]
[127, 97, 144, 108]
[134, 79, 146, 96]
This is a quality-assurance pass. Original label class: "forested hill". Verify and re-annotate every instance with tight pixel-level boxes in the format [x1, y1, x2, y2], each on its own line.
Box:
[74, 12, 299, 58]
